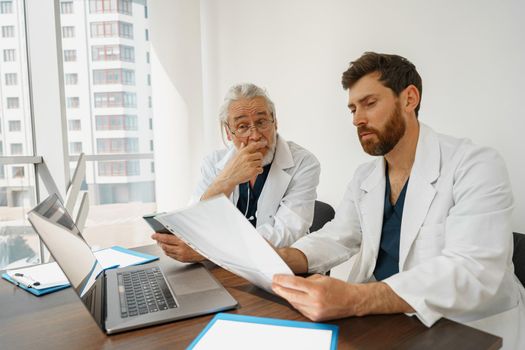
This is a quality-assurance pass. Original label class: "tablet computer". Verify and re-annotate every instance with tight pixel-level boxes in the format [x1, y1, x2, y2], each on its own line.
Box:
[143, 213, 171, 234]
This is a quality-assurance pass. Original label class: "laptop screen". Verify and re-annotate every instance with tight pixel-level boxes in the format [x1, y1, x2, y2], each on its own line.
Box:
[28, 194, 105, 330]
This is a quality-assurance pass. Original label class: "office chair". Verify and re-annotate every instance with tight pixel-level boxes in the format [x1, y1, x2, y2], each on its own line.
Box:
[513, 232, 525, 287]
[309, 200, 335, 233]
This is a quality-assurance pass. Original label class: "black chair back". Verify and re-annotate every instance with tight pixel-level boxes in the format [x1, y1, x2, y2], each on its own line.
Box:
[309, 200, 335, 233]
[513, 232, 525, 287]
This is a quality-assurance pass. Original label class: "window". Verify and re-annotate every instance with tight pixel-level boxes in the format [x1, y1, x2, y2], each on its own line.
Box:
[7, 97, 19, 109]
[0, 1, 12, 14]
[10, 143, 23, 155]
[118, 0, 132, 15]
[93, 69, 135, 85]
[64, 49, 76, 62]
[150, 162, 154, 173]
[89, 0, 132, 15]
[2, 25, 14, 37]
[3, 49, 15, 62]
[65, 73, 78, 85]
[0, 143, 3, 155]
[91, 44, 135, 62]
[96, 137, 139, 153]
[149, 140, 154, 151]
[60, 1, 73, 14]
[148, 96, 152, 108]
[98, 160, 140, 176]
[90, 21, 133, 39]
[146, 51, 149, 63]
[0, 165, 4, 179]
[145, 29, 149, 41]
[5, 73, 17, 85]
[66, 97, 79, 108]
[119, 22, 133, 38]
[12, 166, 25, 178]
[68, 119, 81, 131]
[8, 120, 21, 132]
[62, 26, 75, 38]
[69, 142, 83, 154]
[94, 92, 136, 108]
[147, 74, 151, 86]
[95, 115, 137, 130]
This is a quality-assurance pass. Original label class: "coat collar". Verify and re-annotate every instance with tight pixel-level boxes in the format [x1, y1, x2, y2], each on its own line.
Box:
[398, 122, 440, 269]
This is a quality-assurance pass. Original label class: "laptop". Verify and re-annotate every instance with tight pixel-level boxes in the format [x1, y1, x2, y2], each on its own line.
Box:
[27, 194, 238, 334]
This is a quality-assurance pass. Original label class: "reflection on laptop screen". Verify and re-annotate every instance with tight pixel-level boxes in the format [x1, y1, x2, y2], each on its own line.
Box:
[28, 194, 103, 298]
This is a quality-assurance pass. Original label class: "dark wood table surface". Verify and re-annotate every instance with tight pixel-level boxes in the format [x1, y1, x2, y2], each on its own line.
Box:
[0, 245, 502, 350]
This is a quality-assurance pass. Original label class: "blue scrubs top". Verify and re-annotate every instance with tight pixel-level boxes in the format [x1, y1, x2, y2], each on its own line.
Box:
[236, 163, 272, 227]
[373, 169, 409, 281]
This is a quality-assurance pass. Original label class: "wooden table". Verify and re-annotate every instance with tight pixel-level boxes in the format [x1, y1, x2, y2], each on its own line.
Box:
[0, 245, 502, 349]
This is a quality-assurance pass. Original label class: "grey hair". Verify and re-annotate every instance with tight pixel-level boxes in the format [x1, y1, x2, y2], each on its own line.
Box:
[218, 83, 276, 124]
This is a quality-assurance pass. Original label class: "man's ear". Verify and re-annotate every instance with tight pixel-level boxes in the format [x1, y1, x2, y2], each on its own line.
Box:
[224, 123, 232, 141]
[403, 85, 420, 114]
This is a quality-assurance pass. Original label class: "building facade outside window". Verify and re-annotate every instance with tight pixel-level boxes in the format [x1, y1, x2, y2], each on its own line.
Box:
[10, 143, 23, 155]
[5, 73, 17, 85]
[69, 141, 83, 154]
[62, 26, 75, 38]
[3, 49, 15, 62]
[65, 73, 78, 85]
[68, 119, 81, 131]
[8, 120, 21, 132]
[66, 97, 80, 108]
[60, 1, 73, 14]
[2, 25, 14, 38]
[95, 114, 137, 130]
[7, 97, 19, 108]
[64, 49, 76, 62]
[0, 1, 13, 14]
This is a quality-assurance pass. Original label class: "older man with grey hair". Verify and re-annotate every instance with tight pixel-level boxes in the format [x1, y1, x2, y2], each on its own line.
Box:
[152, 83, 321, 262]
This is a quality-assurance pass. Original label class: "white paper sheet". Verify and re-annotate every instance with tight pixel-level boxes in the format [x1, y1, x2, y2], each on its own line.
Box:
[193, 319, 334, 350]
[156, 195, 294, 293]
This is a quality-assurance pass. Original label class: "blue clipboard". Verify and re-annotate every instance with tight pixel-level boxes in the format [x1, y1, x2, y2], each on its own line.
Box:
[1, 273, 69, 296]
[187, 313, 339, 350]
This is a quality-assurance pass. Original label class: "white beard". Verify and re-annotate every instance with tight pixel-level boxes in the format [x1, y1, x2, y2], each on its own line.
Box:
[262, 134, 277, 166]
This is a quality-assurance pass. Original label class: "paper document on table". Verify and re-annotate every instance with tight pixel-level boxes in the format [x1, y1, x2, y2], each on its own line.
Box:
[155, 195, 293, 293]
[188, 313, 338, 350]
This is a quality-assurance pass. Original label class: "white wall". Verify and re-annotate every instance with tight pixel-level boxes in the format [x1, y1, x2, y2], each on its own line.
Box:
[197, 0, 525, 232]
[149, 0, 525, 232]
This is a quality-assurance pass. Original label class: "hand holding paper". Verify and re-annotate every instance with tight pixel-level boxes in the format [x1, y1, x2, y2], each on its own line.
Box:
[156, 195, 293, 293]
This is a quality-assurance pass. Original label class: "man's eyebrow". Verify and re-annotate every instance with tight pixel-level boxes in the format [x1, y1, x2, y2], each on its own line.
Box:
[348, 94, 377, 108]
[233, 115, 249, 122]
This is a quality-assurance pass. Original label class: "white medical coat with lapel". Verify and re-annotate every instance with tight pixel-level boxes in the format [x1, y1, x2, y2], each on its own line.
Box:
[191, 135, 320, 248]
[293, 123, 525, 349]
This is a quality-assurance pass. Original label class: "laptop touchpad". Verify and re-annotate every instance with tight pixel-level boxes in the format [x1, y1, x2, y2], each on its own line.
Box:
[168, 267, 221, 295]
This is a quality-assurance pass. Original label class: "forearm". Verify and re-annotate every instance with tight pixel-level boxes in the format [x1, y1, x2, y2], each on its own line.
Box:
[278, 247, 309, 274]
[201, 176, 237, 200]
[352, 282, 414, 316]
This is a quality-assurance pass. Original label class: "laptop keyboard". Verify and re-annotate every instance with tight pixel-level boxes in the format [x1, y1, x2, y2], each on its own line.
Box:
[117, 266, 177, 318]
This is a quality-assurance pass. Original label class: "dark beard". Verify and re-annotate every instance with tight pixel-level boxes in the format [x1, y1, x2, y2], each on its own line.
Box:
[358, 103, 406, 156]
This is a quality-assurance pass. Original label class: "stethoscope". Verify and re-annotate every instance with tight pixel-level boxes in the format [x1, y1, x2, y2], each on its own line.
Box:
[244, 185, 256, 222]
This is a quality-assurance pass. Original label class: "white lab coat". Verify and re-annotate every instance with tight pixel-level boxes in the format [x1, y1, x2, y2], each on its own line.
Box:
[293, 123, 525, 349]
[191, 135, 320, 248]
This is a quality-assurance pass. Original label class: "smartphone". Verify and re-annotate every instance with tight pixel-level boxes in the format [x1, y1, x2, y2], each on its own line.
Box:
[142, 213, 171, 234]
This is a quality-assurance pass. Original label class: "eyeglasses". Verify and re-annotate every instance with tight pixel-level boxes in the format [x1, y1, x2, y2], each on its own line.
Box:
[226, 118, 275, 137]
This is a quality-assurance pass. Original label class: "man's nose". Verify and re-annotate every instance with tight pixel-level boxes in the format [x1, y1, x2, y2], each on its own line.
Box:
[248, 126, 263, 140]
[353, 109, 367, 127]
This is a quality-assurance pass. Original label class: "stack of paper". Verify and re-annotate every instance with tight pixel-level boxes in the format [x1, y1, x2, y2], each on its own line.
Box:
[156, 195, 294, 293]
[1, 246, 158, 296]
